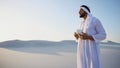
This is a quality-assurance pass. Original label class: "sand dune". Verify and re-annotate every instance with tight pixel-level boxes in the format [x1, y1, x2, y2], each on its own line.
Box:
[0, 40, 120, 68]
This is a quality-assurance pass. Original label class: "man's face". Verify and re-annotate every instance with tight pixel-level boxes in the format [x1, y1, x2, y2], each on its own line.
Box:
[79, 8, 87, 18]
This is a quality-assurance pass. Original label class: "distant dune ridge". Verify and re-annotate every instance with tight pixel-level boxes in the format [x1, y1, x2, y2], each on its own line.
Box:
[0, 39, 120, 48]
[0, 39, 119, 54]
[0, 40, 77, 55]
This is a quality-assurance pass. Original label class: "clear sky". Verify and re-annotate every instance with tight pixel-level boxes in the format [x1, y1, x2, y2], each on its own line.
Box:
[0, 0, 120, 42]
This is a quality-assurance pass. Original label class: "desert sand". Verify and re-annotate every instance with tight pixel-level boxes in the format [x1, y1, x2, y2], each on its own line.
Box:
[0, 42, 120, 68]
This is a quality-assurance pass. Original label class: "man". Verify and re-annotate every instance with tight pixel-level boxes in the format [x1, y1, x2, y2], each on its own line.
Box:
[74, 5, 106, 68]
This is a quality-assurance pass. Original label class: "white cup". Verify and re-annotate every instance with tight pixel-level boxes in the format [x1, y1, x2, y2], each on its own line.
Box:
[76, 29, 82, 34]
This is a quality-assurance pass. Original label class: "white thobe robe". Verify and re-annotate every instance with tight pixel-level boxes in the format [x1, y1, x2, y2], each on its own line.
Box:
[77, 17, 106, 68]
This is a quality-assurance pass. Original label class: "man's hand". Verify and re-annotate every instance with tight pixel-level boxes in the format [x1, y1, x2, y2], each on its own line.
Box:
[79, 33, 94, 40]
[74, 32, 79, 40]
[79, 33, 87, 40]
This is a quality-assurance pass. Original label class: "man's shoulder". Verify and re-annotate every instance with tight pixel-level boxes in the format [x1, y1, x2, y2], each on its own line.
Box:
[92, 16, 100, 21]
[92, 16, 101, 23]
[92, 16, 102, 26]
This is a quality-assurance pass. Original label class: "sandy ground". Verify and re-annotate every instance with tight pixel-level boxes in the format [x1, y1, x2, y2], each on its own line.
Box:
[0, 45, 120, 68]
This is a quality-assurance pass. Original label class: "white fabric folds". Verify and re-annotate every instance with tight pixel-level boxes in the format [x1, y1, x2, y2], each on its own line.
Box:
[77, 6, 106, 68]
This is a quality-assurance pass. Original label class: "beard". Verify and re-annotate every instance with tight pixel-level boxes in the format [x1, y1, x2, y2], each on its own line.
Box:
[80, 13, 86, 18]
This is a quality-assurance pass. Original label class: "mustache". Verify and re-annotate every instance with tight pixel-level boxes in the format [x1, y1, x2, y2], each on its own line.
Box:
[80, 13, 87, 18]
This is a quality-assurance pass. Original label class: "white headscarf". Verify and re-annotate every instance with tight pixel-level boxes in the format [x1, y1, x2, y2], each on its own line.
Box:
[80, 6, 93, 34]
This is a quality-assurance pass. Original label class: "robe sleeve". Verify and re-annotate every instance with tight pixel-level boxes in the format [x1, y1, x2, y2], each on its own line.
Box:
[92, 19, 106, 43]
